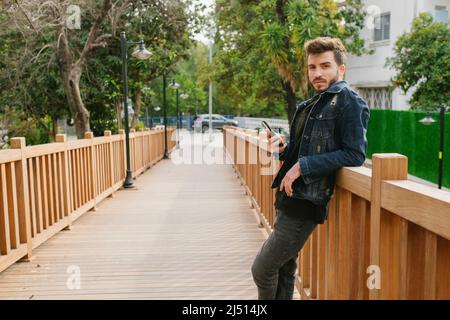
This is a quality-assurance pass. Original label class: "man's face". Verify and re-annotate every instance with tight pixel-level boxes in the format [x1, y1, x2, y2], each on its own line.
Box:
[307, 51, 345, 93]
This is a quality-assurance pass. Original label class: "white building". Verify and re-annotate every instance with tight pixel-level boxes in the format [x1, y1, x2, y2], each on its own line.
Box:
[344, 0, 449, 110]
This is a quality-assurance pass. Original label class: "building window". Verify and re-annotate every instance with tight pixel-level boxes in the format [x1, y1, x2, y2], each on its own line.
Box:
[435, 6, 448, 23]
[357, 87, 392, 109]
[374, 13, 390, 41]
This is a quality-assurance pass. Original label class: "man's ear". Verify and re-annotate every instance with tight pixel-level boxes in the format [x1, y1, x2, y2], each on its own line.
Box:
[339, 64, 346, 79]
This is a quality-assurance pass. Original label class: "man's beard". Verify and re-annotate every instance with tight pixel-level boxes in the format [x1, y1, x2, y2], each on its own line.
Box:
[311, 71, 340, 93]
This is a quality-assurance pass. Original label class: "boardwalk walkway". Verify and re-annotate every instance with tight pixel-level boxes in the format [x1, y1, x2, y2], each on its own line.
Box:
[0, 131, 291, 300]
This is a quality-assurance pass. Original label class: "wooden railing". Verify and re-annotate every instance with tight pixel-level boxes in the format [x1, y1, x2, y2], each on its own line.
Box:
[224, 127, 450, 300]
[0, 127, 176, 273]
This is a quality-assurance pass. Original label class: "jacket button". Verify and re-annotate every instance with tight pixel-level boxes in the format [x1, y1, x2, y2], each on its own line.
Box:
[318, 114, 323, 119]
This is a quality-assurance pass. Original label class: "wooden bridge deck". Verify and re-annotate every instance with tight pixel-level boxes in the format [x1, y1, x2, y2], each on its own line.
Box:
[0, 132, 297, 300]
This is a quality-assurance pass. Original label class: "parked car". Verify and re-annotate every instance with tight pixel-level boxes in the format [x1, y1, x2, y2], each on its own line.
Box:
[194, 114, 238, 133]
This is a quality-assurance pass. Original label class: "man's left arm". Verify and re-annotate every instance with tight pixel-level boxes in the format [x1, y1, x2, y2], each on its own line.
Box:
[298, 96, 370, 184]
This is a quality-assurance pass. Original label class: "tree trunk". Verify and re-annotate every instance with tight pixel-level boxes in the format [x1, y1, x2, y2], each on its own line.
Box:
[131, 87, 142, 128]
[51, 115, 58, 142]
[61, 67, 91, 139]
[282, 80, 297, 126]
[56, 0, 112, 139]
[274, 0, 299, 126]
[57, 30, 91, 139]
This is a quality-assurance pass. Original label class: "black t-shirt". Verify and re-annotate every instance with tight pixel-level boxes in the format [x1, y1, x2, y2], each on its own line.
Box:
[274, 95, 321, 221]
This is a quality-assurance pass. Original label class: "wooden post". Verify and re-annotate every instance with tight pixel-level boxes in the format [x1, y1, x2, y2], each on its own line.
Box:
[337, 187, 352, 299]
[144, 128, 150, 169]
[104, 131, 115, 198]
[149, 129, 154, 167]
[223, 128, 227, 154]
[10, 137, 32, 260]
[423, 231, 437, 299]
[139, 128, 145, 171]
[130, 128, 135, 175]
[119, 129, 126, 182]
[55, 134, 72, 230]
[369, 153, 408, 299]
[84, 132, 97, 212]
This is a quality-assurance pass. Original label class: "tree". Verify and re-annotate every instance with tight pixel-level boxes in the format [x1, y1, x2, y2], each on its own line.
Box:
[210, 1, 288, 118]
[140, 42, 209, 123]
[173, 41, 209, 115]
[1, 0, 205, 139]
[122, 0, 205, 128]
[1, 0, 126, 138]
[387, 13, 450, 111]
[0, 8, 68, 142]
[214, 0, 370, 124]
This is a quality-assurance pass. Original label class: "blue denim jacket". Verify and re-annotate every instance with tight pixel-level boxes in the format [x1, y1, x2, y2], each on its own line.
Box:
[271, 80, 370, 222]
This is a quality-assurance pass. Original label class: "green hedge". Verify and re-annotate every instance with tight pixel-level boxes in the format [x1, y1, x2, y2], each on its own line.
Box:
[366, 109, 450, 189]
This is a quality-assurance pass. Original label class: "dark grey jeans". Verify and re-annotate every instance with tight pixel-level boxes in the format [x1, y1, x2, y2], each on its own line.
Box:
[251, 209, 317, 300]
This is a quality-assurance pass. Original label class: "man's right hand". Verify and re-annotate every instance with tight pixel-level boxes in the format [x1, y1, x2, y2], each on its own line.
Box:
[266, 129, 287, 154]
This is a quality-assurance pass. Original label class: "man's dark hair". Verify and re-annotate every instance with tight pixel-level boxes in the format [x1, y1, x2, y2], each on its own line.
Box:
[304, 37, 348, 65]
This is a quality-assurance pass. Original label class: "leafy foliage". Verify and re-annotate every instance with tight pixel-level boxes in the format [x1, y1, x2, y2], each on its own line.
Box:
[387, 13, 450, 111]
[214, 0, 369, 122]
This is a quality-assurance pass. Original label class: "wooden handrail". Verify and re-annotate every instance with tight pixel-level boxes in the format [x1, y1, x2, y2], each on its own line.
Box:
[0, 128, 176, 273]
[224, 127, 450, 300]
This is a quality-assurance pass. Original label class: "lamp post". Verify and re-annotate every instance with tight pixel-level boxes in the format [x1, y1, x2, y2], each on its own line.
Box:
[169, 80, 181, 149]
[142, 86, 149, 128]
[150, 106, 160, 128]
[180, 92, 189, 131]
[162, 74, 169, 158]
[208, 40, 213, 142]
[419, 106, 449, 189]
[120, 31, 151, 188]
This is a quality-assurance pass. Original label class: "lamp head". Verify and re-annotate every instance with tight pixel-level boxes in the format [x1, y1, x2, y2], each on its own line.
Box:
[132, 40, 151, 60]
[169, 80, 180, 90]
[419, 113, 436, 126]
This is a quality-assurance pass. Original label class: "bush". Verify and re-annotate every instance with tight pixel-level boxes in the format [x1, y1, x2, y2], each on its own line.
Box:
[134, 121, 145, 131]
[0, 109, 50, 147]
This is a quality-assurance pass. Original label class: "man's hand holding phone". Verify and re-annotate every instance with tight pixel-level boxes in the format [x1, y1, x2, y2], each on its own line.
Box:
[266, 129, 287, 154]
[261, 121, 287, 154]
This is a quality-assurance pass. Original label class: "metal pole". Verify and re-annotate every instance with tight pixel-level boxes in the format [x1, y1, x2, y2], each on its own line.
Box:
[120, 31, 134, 188]
[176, 88, 180, 149]
[438, 106, 445, 189]
[163, 74, 169, 159]
[150, 106, 153, 129]
[208, 41, 213, 142]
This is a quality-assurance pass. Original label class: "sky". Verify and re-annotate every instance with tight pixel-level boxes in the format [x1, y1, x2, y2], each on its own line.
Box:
[192, 0, 216, 45]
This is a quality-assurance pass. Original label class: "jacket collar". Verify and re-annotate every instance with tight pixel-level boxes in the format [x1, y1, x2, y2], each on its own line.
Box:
[325, 80, 348, 94]
[297, 80, 348, 110]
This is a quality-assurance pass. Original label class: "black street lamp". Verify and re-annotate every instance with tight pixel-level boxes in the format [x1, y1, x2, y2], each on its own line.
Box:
[120, 31, 151, 188]
[163, 74, 169, 159]
[142, 86, 151, 128]
[169, 80, 181, 149]
[180, 92, 189, 131]
[150, 106, 160, 129]
[419, 106, 450, 189]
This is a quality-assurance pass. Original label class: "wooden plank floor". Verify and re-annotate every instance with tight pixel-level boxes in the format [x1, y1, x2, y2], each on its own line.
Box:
[0, 131, 299, 300]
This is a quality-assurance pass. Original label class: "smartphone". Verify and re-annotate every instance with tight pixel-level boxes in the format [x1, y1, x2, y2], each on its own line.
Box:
[261, 120, 284, 147]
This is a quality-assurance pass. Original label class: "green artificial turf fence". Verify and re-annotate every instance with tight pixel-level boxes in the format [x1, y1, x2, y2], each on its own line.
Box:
[366, 109, 450, 189]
